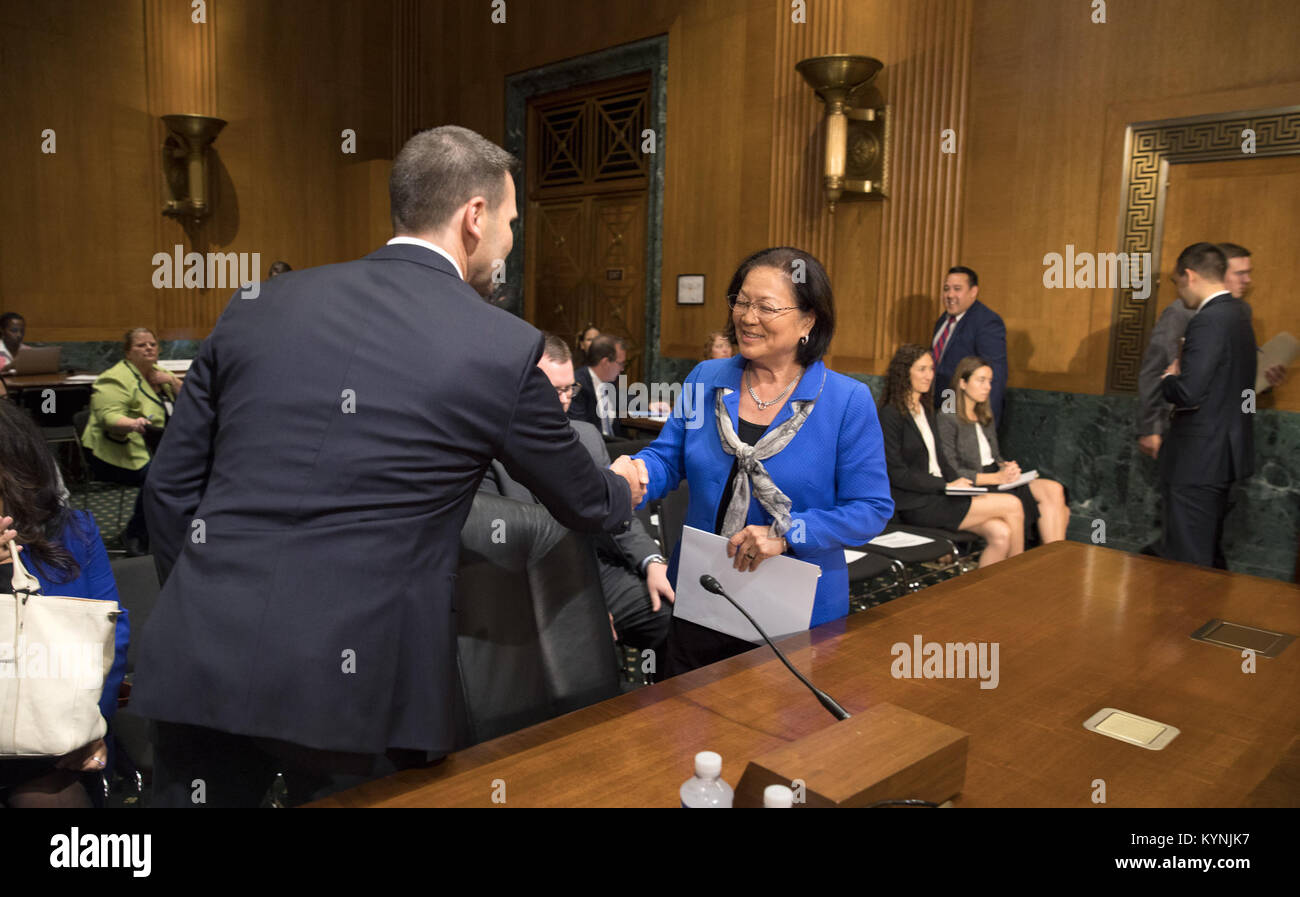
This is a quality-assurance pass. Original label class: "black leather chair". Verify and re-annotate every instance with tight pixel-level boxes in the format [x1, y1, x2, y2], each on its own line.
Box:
[452, 492, 622, 749]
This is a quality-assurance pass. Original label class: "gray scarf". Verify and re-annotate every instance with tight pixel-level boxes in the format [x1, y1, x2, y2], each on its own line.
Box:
[715, 368, 825, 540]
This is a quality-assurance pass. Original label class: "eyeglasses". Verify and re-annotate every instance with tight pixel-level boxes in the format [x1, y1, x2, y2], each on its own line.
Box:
[727, 293, 800, 320]
[556, 382, 583, 398]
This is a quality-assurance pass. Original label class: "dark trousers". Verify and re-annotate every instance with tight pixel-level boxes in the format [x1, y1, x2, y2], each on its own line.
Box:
[598, 562, 670, 653]
[1161, 480, 1231, 569]
[86, 454, 150, 545]
[149, 721, 434, 807]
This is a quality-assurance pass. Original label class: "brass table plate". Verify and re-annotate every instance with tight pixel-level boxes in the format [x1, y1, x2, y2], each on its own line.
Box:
[1083, 708, 1180, 751]
[1190, 619, 1294, 658]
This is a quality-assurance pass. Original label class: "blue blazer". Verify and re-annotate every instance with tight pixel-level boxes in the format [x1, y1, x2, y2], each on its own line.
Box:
[633, 356, 893, 627]
[930, 300, 1008, 422]
[17, 511, 129, 724]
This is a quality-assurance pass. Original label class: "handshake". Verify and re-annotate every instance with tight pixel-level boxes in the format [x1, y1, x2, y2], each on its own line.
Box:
[609, 455, 649, 508]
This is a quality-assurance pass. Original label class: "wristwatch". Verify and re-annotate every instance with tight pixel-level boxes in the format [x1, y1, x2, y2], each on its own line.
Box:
[640, 554, 668, 576]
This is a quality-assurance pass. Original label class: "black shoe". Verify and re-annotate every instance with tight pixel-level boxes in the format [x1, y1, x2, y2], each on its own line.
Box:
[124, 536, 149, 557]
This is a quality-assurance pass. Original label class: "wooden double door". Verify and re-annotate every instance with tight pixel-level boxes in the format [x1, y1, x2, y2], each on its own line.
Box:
[524, 73, 651, 383]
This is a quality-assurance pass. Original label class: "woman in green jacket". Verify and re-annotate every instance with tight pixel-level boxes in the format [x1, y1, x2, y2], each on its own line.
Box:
[80, 328, 182, 555]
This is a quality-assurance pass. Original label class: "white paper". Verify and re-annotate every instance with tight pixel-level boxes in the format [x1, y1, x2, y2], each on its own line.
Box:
[997, 469, 1039, 491]
[843, 549, 868, 563]
[674, 526, 820, 643]
[60, 374, 99, 384]
[157, 359, 193, 373]
[945, 485, 986, 494]
[867, 530, 935, 549]
[1256, 332, 1298, 393]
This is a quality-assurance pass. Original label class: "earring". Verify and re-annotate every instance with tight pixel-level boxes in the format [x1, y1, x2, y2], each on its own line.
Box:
[799, 334, 809, 345]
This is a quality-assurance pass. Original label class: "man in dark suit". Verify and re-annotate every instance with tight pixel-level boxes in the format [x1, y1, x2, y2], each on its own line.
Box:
[1158, 242, 1257, 568]
[1137, 242, 1283, 461]
[568, 333, 627, 439]
[929, 266, 1009, 422]
[133, 126, 649, 806]
[482, 334, 672, 656]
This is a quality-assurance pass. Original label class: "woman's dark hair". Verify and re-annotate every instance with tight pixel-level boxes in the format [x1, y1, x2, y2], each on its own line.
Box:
[0, 399, 81, 583]
[123, 327, 157, 356]
[723, 247, 834, 367]
[952, 355, 994, 428]
[880, 343, 933, 418]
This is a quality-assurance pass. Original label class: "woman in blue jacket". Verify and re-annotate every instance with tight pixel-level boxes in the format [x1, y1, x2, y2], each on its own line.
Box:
[634, 247, 893, 676]
[0, 399, 129, 808]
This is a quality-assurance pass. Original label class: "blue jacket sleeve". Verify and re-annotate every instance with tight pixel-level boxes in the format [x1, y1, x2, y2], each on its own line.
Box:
[72, 514, 130, 723]
[632, 365, 705, 507]
[786, 383, 894, 554]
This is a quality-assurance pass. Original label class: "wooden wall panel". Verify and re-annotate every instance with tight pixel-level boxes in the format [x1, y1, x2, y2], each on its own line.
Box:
[1, 0, 395, 342]
[962, 0, 1300, 395]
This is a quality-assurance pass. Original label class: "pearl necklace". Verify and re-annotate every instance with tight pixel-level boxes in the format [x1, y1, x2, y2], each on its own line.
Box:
[746, 367, 801, 410]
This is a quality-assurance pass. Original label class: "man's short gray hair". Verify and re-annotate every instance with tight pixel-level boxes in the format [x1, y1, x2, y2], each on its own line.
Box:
[389, 126, 519, 234]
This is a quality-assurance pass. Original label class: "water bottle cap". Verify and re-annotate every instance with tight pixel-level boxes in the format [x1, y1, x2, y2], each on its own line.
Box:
[764, 785, 794, 808]
[694, 751, 722, 778]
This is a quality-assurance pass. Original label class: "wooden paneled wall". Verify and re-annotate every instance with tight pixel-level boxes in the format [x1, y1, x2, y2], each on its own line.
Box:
[962, 0, 1300, 401]
[0, 0, 394, 342]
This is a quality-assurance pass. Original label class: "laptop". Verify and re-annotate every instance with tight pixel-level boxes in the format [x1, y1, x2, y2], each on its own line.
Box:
[7, 345, 62, 375]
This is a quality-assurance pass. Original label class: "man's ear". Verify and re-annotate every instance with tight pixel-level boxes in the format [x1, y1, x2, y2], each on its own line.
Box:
[969, 284, 979, 301]
[462, 195, 488, 246]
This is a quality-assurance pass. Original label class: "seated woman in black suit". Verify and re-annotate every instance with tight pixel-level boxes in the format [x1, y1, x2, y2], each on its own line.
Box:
[878, 344, 1024, 567]
[937, 355, 1069, 544]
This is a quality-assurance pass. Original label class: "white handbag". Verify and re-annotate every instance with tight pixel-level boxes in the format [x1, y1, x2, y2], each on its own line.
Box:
[0, 544, 119, 757]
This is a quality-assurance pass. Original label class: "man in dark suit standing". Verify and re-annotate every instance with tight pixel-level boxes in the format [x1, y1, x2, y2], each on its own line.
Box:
[930, 266, 1009, 422]
[568, 334, 627, 439]
[1158, 242, 1257, 568]
[482, 334, 672, 655]
[133, 126, 648, 806]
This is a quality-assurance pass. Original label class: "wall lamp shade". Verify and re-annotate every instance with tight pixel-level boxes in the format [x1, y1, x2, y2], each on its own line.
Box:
[795, 55, 889, 211]
[161, 113, 226, 222]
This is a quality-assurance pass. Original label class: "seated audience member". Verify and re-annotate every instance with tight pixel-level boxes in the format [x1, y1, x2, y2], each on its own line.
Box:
[79, 328, 181, 556]
[930, 266, 1009, 423]
[573, 323, 599, 367]
[0, 399, 129, 808]
[569, 334, 627, 439]
[632, 246, 894, 677]
[879, 343, 1024, 567]
[937, 355, 1068, 544]
[480, 334, 671, 655]
[0, 312, 31, 372]
[703, 330, 733, 360]
[267, 260, 293, 278]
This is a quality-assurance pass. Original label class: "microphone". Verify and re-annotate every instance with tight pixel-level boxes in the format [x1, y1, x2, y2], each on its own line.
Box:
[699, 574, 850, 721]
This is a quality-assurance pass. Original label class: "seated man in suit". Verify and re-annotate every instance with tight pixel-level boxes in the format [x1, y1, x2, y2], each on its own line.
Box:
[569, 334, 627, 438]
[929, 266, 1009, 424]
[1158, 242, 1258, 568]
[483, 334, 672, 657]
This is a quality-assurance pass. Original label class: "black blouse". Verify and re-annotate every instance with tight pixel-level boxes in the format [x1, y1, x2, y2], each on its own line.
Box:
[713, 417, 769, 533]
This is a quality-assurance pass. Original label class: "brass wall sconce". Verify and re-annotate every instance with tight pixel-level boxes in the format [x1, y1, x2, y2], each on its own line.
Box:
[795, 55, 889, 212]
[161, 113, 227, 222]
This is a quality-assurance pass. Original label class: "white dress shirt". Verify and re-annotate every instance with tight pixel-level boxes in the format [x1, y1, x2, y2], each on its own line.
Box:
[912, 408, 944, 478]
[386, 236, 464, 281]
[975, 422, 994, 466]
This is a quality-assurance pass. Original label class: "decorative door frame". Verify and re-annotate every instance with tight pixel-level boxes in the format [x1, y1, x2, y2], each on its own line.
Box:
[505, 36, 668, 381]
[1107, 104, 1300, 393]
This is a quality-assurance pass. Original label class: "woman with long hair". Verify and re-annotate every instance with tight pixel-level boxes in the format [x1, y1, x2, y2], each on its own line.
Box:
[877, 344, 1024, 567]
[0, 399, 130, 807]
[937, 355, 1069, 543]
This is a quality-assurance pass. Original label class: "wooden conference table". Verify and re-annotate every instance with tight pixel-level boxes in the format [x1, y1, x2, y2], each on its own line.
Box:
[316, 542, 1300, 807]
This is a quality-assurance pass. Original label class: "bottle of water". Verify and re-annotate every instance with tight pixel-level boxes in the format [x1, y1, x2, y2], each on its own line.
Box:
[680, 751, 733, 807]
[763, 784, 794, 807]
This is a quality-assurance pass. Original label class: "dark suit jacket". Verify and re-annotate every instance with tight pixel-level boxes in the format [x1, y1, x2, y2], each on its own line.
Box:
[566, 366, 625, 439]
[1159, 292, 1256, 486]
[133, 244, 632, 755]
[480, 419, 660, 571]
[1137, 301, 1195, 437]
[878, 403, 959, 512]
[930, 300, 1009, 423]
